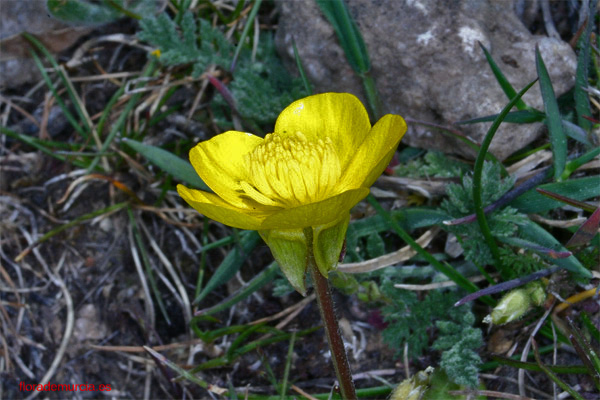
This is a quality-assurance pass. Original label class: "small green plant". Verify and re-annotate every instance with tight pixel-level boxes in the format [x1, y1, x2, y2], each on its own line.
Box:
[379, 280, 483, 388]
[137, 11, 308, 127]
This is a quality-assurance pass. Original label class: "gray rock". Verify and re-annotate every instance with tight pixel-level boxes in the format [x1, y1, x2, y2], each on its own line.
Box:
[0, 0, 93, 89]
[275, 0, 577, 160]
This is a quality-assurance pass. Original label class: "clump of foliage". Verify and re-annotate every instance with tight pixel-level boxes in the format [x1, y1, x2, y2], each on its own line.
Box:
[379, 279, 482, 387]
[138, 11, 308, 126]
[441, 161, 531, 278]
[395, 150, 471, 178]
[432, 305, 483, 387]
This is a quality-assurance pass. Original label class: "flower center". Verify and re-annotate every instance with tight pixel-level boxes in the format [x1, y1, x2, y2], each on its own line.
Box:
[241, 131, 341, 207]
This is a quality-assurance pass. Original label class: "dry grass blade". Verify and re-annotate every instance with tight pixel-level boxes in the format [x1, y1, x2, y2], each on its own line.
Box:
[339, 227, 439, 273]
[138, 217, 192, 325]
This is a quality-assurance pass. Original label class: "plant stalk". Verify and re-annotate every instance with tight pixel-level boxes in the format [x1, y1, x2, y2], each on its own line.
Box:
[304, 228, 357, 400]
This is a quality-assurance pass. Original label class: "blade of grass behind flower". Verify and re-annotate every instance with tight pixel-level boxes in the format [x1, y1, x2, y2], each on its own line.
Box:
[230, 0, 262, 71]
[47, 0, 123, 24]
[88, 58, 157, 172]
[15, 202, 128, 262]
[532, 340, 586, 400]
[509, 176, 600, 213]
[193, 230, 261, 304]
[315, 0, 381, 118]
[560, 145, 600, 180]
[566, 317, 600, 390]
[280, 331, 296, 399]
[143, 346, 212, 390]
[1, 126, 93, 169]
[122, 138, 209, 190]
[517, 219, 591, 277]
[24, 33, 94, 138]
[366, 194, 494, 306]
[535, 46, 567, 180]
[574, 0, 596, 133]
[457, 110, 545, 124]
[26, 46, 87, 140]
[315, 0, 369, 74]
[195, 262, 279, 316]
[565, 208, 600, 248]
[472, 79, 538, 269]
[128, 208, 171, 325]
[292, 38, 312, 95]
[479, 43, 528, 111]
[405, 118, 506, 173]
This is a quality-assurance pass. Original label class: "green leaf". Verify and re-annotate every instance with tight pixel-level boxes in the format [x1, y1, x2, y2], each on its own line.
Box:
[479, 43, 528, 111]
[574, 0, 596, 133]
[195, 262, 279, 316]
[315, 0, 370, 74]
[47, 0, 122, 24]
[457, 110, 545, 124]
[562, 119, 592, 146]
[535, 47, 567, 180]
[517, 219, 591, 278]
[509, 176, 600, 214]
[193, 231, 262, 304]
[122, 138, 209, 191]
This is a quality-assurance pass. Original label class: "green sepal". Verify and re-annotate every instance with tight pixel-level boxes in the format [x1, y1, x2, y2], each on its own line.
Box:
[312, 214, 350, 277]
[259, 228, 308, 295]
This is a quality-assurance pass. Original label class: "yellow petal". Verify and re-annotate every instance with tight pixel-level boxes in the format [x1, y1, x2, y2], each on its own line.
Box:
[340, 114, 407, 189]
[259, 188, 369, 230]
[274, 93, 371, 169]
[190, 131, 263, 208]
[177, 184, 265, 230]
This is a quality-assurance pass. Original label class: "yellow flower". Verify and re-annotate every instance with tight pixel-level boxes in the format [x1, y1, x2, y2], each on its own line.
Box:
[178, 93, 406, 293]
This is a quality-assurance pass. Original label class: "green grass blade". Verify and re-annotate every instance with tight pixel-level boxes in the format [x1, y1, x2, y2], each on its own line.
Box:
[47, 0, 122, 24]
[193, 231, 261, 304]
[230, 0, 262, 71]
[24, 33, 91, 138]
[479, 43, 528, 111]
[472, 79, 537, 269]
[1, 126, 93, 169]
[195, 262, 279, 316]
[88, 58, 157, 172]
[562, 119, 592, 146]
[315, 0, 381, 118]
[509, 176, 600, 213]
[457, 110, 545, 124]
[560, 143, 600, 180]
[490, 356, 588, 374]
[292, 38, 313, 95]
[27, 49, 87, 139]
[16, 202, 128, 262]
[366, 194, 493, 305]
[573, 0, 595, 133]
[315, 0, 369, 74]
[535, 46, 567, 180]
[532, 340, 585, 400]
[127, 207, 171, 325]
[143, 346, 210, 389]
[517, 219, 591, 277]
[122, 138, 209, 190]
[279, 331, 296, 399]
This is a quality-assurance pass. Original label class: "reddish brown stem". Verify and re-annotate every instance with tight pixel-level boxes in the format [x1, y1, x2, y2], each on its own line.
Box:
[304, 228, 356, 400]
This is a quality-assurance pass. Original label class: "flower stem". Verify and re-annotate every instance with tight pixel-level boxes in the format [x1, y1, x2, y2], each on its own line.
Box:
[304, 228, 357, 400]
